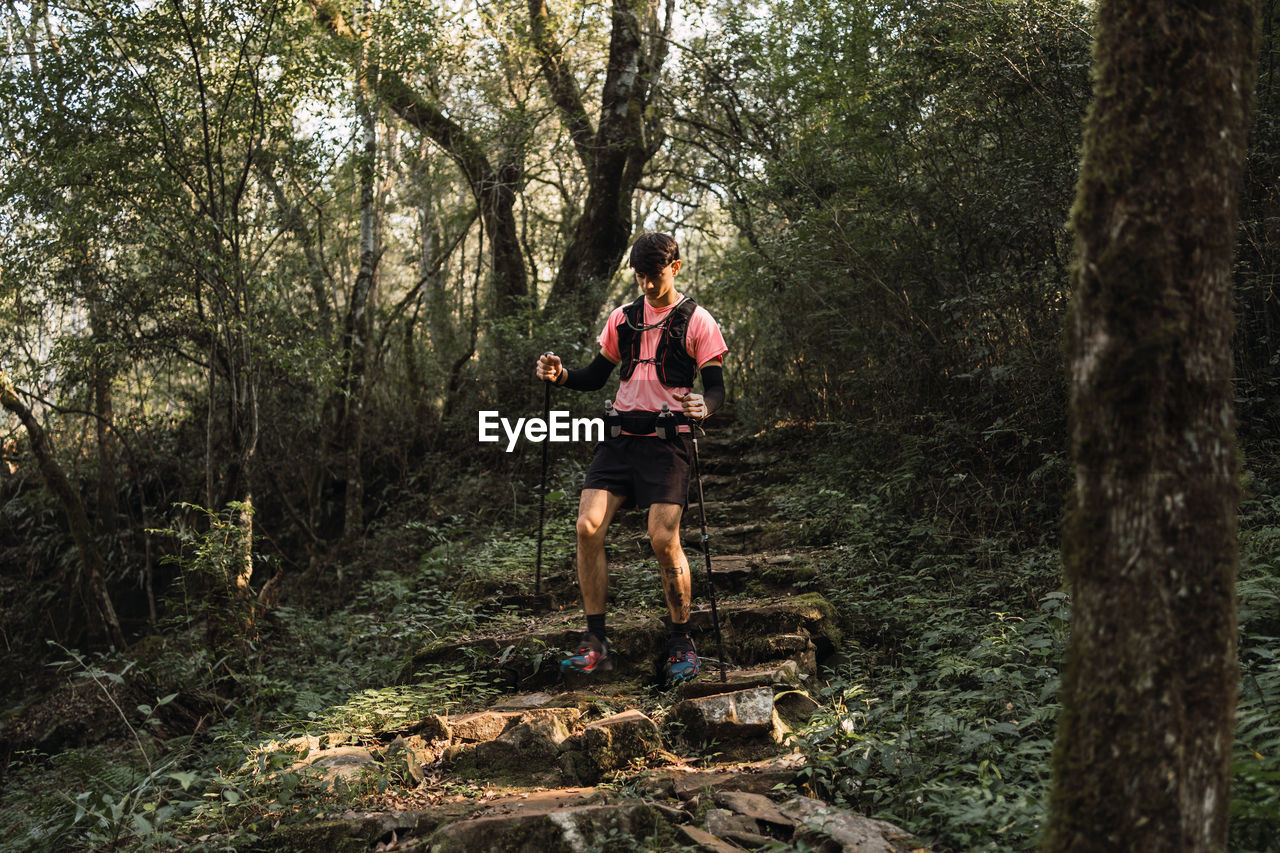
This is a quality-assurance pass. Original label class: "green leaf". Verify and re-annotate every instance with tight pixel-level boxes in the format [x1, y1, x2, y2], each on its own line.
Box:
[168, 771, 198, 791]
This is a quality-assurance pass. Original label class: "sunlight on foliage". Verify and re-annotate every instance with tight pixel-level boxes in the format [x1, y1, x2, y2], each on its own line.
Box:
[320, 669, 502, 734]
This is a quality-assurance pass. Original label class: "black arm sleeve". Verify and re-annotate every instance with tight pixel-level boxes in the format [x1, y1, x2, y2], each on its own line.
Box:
[701, 364, 725, 415]
[561, 353, 617, 391]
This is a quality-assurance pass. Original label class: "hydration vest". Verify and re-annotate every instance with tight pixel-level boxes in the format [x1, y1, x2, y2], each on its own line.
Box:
[616, 295, 700, 387]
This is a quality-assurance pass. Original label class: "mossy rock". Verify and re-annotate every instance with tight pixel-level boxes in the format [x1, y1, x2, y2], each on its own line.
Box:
[427, 802, 673, 853]
[792, 592, 843, 650]
[719, 593, 842, 656]
[756, 562, 819, 588]
[396, 612, 674, 686]
[737, 632, 816, 670]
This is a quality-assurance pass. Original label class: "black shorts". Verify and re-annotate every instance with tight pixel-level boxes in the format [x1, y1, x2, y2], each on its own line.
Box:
[583, 434, 693, 509]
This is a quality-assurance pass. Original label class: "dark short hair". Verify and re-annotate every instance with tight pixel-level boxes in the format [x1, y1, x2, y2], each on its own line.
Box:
[629, 233, 680, 277]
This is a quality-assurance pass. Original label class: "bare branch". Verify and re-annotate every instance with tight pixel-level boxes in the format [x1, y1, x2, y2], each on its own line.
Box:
[526, 0, 595, 168]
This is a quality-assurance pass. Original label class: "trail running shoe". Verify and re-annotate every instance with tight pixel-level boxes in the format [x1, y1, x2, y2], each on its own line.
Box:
[666, 641, 700, 683]
[561, 633, 613, 674]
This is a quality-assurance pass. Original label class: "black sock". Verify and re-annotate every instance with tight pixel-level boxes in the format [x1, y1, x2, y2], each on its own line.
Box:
[669, 621, 693, 650]
[587, 613, 607, 644]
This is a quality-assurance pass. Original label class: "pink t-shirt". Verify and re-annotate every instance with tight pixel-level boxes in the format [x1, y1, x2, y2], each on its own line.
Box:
[598, 294, 728, 424]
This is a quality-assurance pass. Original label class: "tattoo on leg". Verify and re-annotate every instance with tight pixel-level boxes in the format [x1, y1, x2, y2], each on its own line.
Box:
[665, 580, 690, 622]
[661, 563, 691, 623]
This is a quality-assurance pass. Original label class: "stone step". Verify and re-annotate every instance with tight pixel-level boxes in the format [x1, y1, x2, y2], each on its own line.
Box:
[595, 552, 814, 598]
[676, 660, 807, 700]
[260, 786, 920, 853]
[429, 801, 668, 852]
[696, 471, 765, 491]
[694, 525, 803, 556]
[673, 686, 783, 743]
[696, 452, 784, 478]
[442, 706, 666, 788]
[396, 594, 840, 688]
[260, 713, 928, 853]
[684, 498, 768, 523]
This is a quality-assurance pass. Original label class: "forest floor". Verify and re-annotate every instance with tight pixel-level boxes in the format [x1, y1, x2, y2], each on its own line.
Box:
[222, 426, 923, 851]
[2, 416, 1278, 851]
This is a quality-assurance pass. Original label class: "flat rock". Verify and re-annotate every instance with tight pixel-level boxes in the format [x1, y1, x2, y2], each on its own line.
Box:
[291, 746, 376, 784]
[498, 711, 573, 750]
[714, 791, 796, 828]
[683, 594, 839, 667]
[704, 558, 753, 593]
[378, 735, 441, 784]
[717, 522, 765, 536]
[278, 734, 325, 754]
[706, 807, 764, 838]
[393, 713, 450, 741]
[511, 707, 583, 731]
[720, 594, 841, 654]
[427, 802, 665, 852]
[400, 594, 839, 686]
[695, 501, 759, 524]
[449, 707, 580, 743]
[674, 687, 775, 739]
[399, 617, 669, 684]
[449, 711, 521, 743]
[559, 709, 663, 783]
[677, 661, 805, 700]
[780, 796, 917, 853]
[640, 754, 805, 801]
[490, 692, 557, 710]
[678, 823, 745, 853]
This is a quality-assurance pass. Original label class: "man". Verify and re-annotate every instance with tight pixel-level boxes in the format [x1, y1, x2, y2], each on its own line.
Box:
[535, 233, 727, 683]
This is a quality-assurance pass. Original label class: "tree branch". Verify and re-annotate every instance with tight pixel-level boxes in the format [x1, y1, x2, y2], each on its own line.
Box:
[526, 0, 596, 168]
[0, 372, 125, 648]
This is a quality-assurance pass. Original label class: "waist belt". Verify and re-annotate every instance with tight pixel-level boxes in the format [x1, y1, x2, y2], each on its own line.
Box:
[606, 410, 689, 439]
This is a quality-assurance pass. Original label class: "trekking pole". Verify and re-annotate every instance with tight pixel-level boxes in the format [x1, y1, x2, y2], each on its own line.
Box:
[688, 419, 729, 682]
[535, 352, 554, 596]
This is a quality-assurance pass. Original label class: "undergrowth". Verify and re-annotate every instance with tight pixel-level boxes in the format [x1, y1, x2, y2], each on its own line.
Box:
[4, 428, 1278, 851]
[1230, 491, 1280, 852]
[781, 433, 1280, 852]
[0, 504, 560, 850]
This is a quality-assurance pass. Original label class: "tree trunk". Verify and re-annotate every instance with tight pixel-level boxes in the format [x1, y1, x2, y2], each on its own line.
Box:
[1043, 0, 1259, 849]
[256, 149, 334, 336]
[342, 23, 379, 541]
[534, 0, 674, 324]
[0, 372, 126, 648]
[217, 350, 259, 609]
[88, 276, 119, 543]
[308, 0, 529, 319]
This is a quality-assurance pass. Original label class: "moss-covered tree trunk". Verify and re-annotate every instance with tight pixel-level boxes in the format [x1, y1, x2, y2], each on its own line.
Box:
[1044, 0, 1259, 850]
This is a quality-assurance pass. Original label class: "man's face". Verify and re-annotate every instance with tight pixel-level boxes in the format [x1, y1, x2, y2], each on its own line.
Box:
[634, 259, 681, 302]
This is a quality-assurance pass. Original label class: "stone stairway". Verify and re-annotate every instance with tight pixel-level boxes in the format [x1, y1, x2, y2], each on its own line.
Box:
[256, 416, 921, 852]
